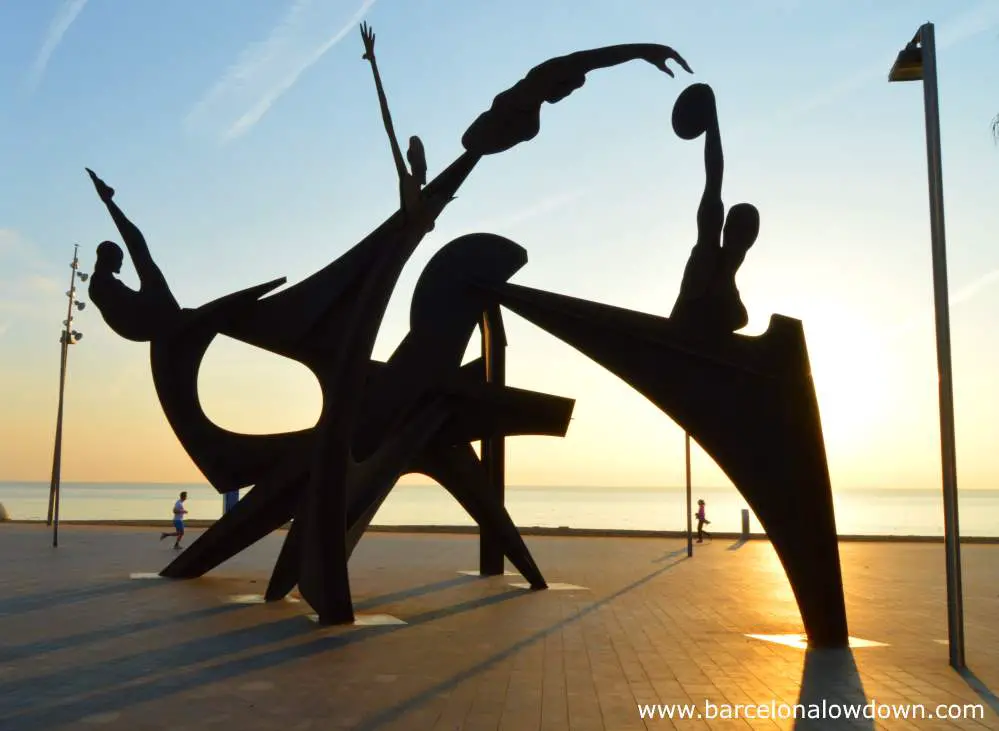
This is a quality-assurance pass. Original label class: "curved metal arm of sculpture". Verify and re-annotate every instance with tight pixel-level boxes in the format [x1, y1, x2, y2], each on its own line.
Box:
[340, 235, 547, 570]
[406, 442, 547, 588]
[340, 395, 454, 542]
[264, 395, 452, 603]
[258, 234, 568, 606]
[216, 152, 479, 363]
[484, 278, 847, 648]
[462, 43, 692, 155]
[337, 232, 530, 514]
[350, 232, 528, 460]
[148, 276, 311, 493]
[153, 42, 703, 622]
[211, 43, 690, 363]
[151, 255, 566, 505]
[163, 367, 574, 586]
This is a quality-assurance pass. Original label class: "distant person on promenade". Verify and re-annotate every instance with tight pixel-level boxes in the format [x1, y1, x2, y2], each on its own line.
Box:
[695, 498, 711, 543]
[160, 491, 188, 549]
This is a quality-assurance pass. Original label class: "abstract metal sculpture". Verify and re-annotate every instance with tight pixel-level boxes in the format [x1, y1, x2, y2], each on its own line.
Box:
[87, 24, 848, 647]
[480, 82, 847, 648]
[87, 26, 691, 625]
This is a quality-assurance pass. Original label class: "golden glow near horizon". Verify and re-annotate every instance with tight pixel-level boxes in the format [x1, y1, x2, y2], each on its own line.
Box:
[4, 5, 999, 491]
[5, 207, 999, 492]
[2, 285, 996, 492]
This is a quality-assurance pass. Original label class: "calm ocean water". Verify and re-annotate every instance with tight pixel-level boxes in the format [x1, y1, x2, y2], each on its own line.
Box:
[1, 482, 997, 537]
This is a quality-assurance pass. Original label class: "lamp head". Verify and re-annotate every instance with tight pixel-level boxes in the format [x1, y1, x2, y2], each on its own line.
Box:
[889, 41, 922, 82]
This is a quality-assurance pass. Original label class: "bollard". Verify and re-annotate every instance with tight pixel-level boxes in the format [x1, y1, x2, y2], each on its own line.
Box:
[223, 491, 240, 514]
[741, 508, 750, 537]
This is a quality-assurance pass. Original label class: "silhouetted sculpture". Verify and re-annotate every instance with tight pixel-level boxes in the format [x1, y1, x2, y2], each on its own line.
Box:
[669, 84, 758, 333]
[360, 22, 431, 230]
[88, 26, 693, 625]
[87, 169, 181, 342]
[462, 44, 692, 155]
[407, 136, 427, 186]
[476, 82, 847, 648]
[87, 25, 848, 649]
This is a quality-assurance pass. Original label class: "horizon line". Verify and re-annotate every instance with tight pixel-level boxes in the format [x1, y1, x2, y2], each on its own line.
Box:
[1, 480, 995, 493]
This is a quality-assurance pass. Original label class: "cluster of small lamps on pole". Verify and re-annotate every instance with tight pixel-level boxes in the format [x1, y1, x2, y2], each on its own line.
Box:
[46, 244, 88, 548]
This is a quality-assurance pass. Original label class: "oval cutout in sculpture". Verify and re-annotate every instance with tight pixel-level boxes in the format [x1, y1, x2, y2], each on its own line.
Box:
[198, 336, 321, 435]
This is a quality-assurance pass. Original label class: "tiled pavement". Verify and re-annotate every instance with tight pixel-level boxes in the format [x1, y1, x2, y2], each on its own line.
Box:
[0, 524, 996, 730]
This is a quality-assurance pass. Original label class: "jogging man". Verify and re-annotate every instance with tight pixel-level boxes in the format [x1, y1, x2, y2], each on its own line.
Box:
[160, 491, 188, 549]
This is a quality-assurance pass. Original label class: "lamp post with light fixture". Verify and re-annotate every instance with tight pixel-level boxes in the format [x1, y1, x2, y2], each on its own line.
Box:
[685, 432, 693, 557]
[888, 21, 964, 670]
[47, 244, 88, 548]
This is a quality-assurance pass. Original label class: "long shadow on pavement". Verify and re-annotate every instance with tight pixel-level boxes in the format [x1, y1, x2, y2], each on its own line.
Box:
[794, 648, 873, 730]
[652, 547, 689, 563]
[0, 558, 687, 730]
[0, 580, 164, 616]
[353, 556, 689, 731]
[354, 574, 478, 611]
[960, 668, 999, 718]
[0, 584, 528, 729]
[0, 603, 246, 663]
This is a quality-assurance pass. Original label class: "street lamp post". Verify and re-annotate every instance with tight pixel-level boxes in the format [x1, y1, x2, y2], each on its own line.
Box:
[685, 432, 693, 557]
[47, 244, 88, 548]
[888, 21, 965, 670]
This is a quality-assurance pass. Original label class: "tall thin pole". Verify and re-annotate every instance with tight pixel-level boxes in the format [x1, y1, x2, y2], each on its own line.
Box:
[48, 245, 81, 547]
[685, 432, 692, 557]
[919, 22, 965, 670]
[479, 305, 506, 575]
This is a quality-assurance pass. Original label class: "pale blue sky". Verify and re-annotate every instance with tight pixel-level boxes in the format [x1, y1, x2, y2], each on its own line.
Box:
[1, 0, 998, 492]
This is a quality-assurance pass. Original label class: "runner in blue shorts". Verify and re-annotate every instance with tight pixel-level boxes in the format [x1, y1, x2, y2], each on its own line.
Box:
[160, 490, 188, 549]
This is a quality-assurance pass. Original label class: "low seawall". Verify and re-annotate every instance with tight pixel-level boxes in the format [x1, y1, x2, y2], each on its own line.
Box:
[5, 519, 999, 544]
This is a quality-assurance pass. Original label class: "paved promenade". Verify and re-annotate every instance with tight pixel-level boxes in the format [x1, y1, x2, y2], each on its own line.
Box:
[0, 524, 996, 730]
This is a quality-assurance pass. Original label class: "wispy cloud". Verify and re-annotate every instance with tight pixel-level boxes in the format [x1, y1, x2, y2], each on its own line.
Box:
[0, 231, 63, 333]
[951, 268, 999, 305]
[0, 229, 42, 266]
[0, 229, 22, 256]
[23, 274, 61, 295]
[891, 267, 999, 338]
[186, 0, 376, 141]
[472, 189, 590, 233]
[779, 1, 999, 122]
[747, 0, 802, 12]
[27, 0, 89, 89]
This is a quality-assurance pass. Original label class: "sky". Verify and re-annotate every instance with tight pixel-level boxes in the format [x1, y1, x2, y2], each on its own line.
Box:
[1, 0, 998, 493]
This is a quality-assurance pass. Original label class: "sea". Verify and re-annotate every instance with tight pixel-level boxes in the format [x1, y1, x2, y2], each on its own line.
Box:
[1, 482, 997, 537]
